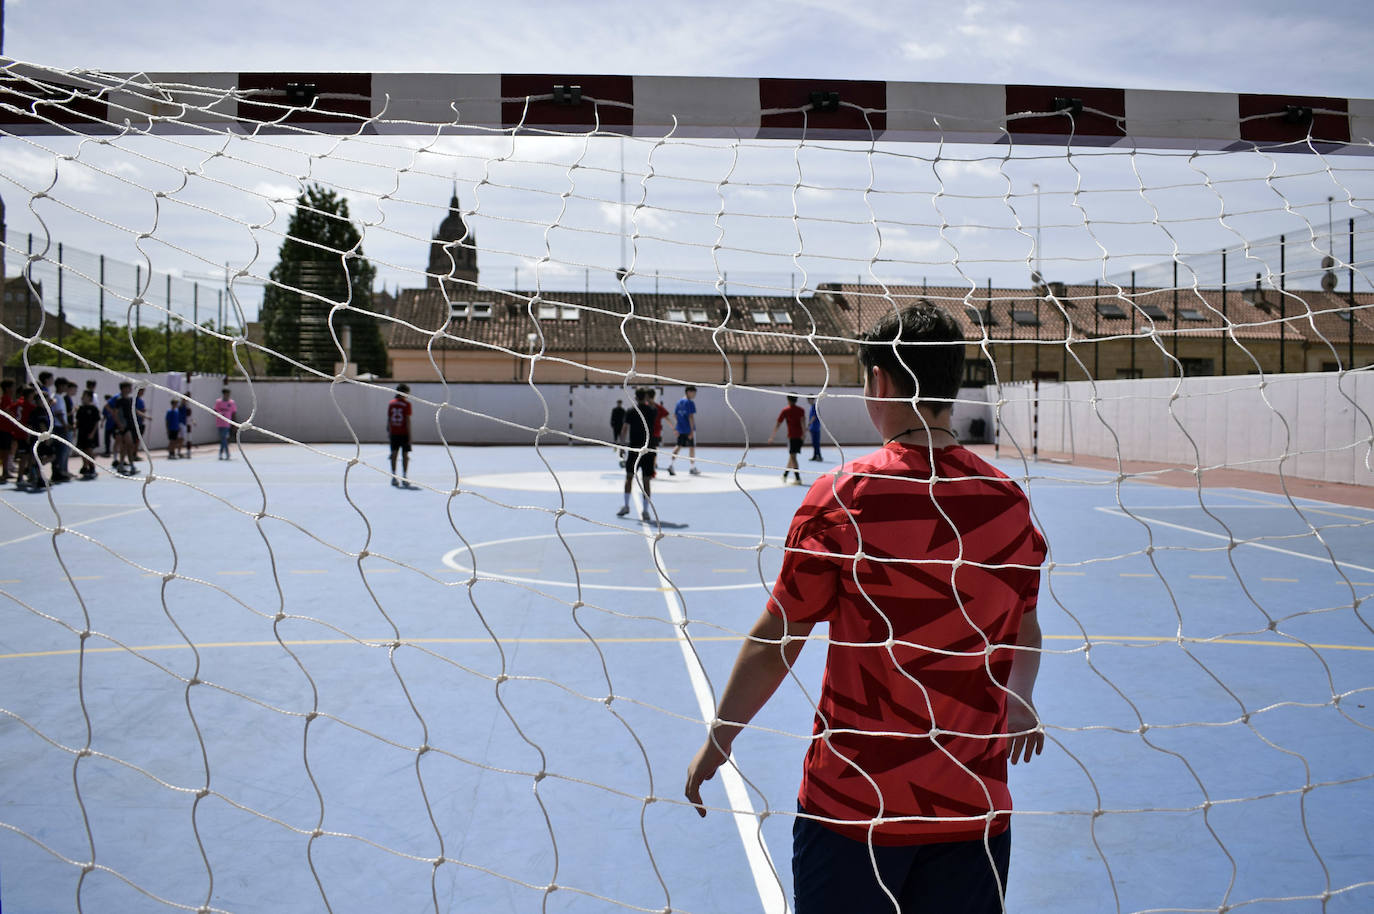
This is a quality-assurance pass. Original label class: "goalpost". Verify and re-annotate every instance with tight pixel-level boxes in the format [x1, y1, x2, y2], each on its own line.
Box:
[2, 59, 1373, 914]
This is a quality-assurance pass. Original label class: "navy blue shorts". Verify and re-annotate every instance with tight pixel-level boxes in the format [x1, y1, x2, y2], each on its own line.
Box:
[791, 805, 1010, 914]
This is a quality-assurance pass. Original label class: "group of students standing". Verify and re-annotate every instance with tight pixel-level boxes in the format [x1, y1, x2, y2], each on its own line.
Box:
[0, 373, 240, 490]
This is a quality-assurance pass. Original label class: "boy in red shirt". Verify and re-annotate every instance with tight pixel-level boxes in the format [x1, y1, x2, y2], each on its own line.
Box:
[387, 383, 415, 489]
[768, 394, 807, 485]
[687, 303, 1046, 913]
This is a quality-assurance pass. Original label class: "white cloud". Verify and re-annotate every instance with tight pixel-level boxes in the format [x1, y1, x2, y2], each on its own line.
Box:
[900, 41, 948, 62]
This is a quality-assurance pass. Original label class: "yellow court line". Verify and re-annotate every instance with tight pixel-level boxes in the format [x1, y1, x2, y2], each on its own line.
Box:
[5, 632, 1372, 662]
[0, 579, 19, 584]
[1190, 574, 1228, 580]
[1262, 577, 1299, 583]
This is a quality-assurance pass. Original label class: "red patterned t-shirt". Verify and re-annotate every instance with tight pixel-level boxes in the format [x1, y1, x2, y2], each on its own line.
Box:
[768, 442, 1046, 845]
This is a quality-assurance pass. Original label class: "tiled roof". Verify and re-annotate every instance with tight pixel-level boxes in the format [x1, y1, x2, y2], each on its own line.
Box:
[819, 283, 1374, 346]
[386, 288, 855, 356]
[384, 281, 1374, 356]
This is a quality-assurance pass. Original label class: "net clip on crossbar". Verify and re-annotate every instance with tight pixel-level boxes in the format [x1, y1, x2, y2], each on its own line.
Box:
[1283, 104, 1314, 126]
[1052, 95, 1084, 117]
[808, 90, 841, 113]
[553, 84, 583, 106]
[285, 82, 318, 107]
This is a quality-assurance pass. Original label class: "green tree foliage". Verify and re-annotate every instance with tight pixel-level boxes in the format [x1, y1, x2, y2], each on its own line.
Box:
[7, 320, 243, 375]
[259, 184, 388, 377]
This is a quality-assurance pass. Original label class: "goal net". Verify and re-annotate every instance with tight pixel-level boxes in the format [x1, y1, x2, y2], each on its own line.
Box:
[2, 61, 1373, 914]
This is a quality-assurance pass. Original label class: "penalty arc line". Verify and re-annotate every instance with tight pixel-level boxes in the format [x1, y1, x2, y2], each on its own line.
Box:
[632, 489, 788, 914]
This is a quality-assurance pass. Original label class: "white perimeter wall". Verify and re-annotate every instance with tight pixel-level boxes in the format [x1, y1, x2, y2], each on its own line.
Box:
[23, 371, 996, 451]
[996, 371, 1374, 486]
[230, 381, 997, 449]
[26, 368, 1371, 484]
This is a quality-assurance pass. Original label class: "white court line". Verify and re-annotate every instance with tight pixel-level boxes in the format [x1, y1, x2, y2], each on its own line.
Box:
[0, 505, 149, 549]
[1094, 507, 1374, 576]
[632, 490, 788, 914]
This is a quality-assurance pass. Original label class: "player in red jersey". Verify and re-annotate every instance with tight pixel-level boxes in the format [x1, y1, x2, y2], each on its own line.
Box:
[387, 383, 415, 489]
[769, 394, 807, 485]
[687, 303, 1046, 914]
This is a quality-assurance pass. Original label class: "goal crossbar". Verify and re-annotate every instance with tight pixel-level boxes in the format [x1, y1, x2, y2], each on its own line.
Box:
[3, 61, 1373, 152]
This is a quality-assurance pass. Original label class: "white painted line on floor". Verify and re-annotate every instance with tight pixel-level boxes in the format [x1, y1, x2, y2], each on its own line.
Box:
[1190, 574, 1229, 580]
[0, 505, 148, 549]
[1094, 507, 1374, 576]
[631, 489, 787, 914]
[1262, 577, 1300, 583]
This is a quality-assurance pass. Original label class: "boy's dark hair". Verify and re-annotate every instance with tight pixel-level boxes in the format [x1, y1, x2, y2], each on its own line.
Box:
[685, 385, 696, 393]
[38, 371, 53, 384]
[396, 383, 410, 394]
[1, 379, 13, 390]
[120, 381, 133, 391]
[858, 303, 965, 407]
[786, 395, 798, 405]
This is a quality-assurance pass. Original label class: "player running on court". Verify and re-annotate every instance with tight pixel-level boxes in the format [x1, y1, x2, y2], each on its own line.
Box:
[686, 303, 1046, 914]
[768, 394, 806, 485]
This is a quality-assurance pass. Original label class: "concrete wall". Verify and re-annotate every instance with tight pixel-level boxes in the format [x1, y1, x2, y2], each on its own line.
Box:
[996, 372, 1374, 485]
[227, 380, 996, 449]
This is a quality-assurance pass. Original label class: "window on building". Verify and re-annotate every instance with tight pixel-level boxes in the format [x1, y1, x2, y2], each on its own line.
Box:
[560, 306, 580, 320]
[1179, 358, 1214, 377]
[471, 303, 492, 319]
[771, 310, 793, 324]
[965, 304, 996, 325]
[1096, 302, 1127, 318]
[751, 311, 772, 324]
[689, 308, 709, 322]
[449, 302, 470, 320]
[667, 308, 687, 322]
[1177, 307, 1207, 321]
[538, 303, 558, 320]
[1140, 304, 1168, 320]
[1011, 309, 1040, 326]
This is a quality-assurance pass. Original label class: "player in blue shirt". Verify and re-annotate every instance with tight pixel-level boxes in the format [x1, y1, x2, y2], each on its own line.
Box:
[808, 395, 823, 461]
[666, 385, 700, 476]
[165, 399, 185, 460]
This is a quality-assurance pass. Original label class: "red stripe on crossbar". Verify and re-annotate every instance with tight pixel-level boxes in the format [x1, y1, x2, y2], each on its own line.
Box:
[237, 73, 373, 126]
[758, 79, 887, 138]
[501, 75, 634, 133]
[0, 76, 110, 129]
[1238, 94, 1350, 145]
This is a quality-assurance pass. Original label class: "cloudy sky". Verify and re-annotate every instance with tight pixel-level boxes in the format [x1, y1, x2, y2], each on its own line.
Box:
[3, 0, 1372, 323]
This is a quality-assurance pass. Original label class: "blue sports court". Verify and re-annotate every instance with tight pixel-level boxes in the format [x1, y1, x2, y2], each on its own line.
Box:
[2, 441, 1371, 913]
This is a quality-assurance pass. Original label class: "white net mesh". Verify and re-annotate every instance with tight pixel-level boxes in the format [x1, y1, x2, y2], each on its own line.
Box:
[2, 61, 1373, 913]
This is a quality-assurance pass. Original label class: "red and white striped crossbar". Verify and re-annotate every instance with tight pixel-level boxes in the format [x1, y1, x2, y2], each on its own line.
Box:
[2, 63, 1371, 153]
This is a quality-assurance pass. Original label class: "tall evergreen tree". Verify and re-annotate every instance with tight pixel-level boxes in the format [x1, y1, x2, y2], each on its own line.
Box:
[259, 184, 388, 377]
